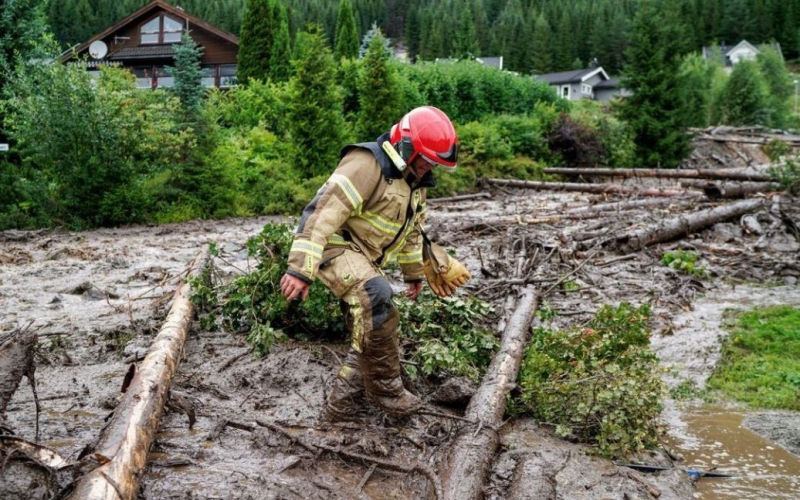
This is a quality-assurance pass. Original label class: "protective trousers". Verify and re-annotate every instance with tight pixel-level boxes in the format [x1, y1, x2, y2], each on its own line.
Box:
[317, 248, 420, 417]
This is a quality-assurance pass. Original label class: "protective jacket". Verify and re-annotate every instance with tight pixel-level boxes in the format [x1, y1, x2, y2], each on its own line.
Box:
[287, 133, 434, 285]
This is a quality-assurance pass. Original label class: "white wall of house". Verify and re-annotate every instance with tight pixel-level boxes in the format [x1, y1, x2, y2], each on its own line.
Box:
[729, 46, 758, 64]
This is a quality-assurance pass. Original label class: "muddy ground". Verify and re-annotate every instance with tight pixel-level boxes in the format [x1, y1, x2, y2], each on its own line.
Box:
[1, 140, 799, 499]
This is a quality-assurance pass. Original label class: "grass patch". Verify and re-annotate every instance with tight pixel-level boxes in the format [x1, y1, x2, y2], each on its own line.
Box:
[708, 306, 800, 410]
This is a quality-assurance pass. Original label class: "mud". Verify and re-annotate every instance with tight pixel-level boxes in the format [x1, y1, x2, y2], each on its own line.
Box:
[1, 176, 798, 498]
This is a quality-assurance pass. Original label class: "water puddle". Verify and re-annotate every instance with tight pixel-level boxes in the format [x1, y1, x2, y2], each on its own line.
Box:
[663, 405, 800, 499]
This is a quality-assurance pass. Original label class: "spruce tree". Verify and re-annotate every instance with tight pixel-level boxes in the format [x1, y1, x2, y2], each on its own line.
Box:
[618, 1, 691, 168]
[334, 0, 359, 60]
[238, 0, 274, 85]
[405, 4, 421, 62]
[452, 7, 479, 59]
[530, 12, 552, 74]
[168, 31, 205, 122]
[720, 60, 770, 126]
[554, 11, 575, 71]
[357, 28, 402, 141]
[269, 0, 291, 81]
[287, 25, 347, 177]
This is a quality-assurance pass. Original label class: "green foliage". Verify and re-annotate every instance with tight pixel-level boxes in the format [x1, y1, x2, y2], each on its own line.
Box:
[763, 139, 792, 162]
[768, 156, 800, 195]
[708, 306, 800, 410]
[514, 303, 666, 458]
[677, 53, 720, 128]
[2, 62, 186, 227]
[269, 0, 291, 82]
[356, 28, 403, 141]
[618, 1, 691, 168]
[238, 0, 275, 85]
[190, 223, 346, 355]
[452, 7, 479, 59]
[398, 290, 497, 381]
[757, 46, 793, 128]
[288, 26, 348, 177]
[334, 0, 359, 61]
[205, 79, 288, 134]
[720, 60, 771, 126]
[661, 250, 706, 278]
[0, 0, 50, 93]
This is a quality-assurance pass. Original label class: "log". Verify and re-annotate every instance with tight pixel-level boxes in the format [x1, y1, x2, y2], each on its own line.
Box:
[485, 178, 693, 197]
[428, 192, 492, 204]
[441, 287, 540, 500]
[608, 199, 765, 254]
[677, 180, 778, 199]
[68, 249, 210, 500]
[542, 167, 773, 182]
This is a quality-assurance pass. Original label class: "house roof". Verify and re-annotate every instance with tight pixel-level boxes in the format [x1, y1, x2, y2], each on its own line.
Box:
[109, 45, 176, 60]
[61, 0, 238, 62]
[536, 67, 610, 85]
[476, 56, 503, 70]
[593, 78, 620, 89]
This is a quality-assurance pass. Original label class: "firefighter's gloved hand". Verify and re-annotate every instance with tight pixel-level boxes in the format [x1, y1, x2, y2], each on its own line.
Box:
[423, 258, 469, 297]
[441, 258, 471, 288]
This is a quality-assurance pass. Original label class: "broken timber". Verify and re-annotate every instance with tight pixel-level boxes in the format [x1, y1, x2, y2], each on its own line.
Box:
[542, 167, 773, 182]
[678, 180, 778, 199]
[608, 198, 766, 253]
[429, 192, 492, 204]
[485, 178, 694, 197]
[68, 249, 210, 500]
[441, 287, 540, 500]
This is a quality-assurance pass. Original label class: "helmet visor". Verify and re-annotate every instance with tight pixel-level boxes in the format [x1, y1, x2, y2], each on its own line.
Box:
[421, 150, 457, 170]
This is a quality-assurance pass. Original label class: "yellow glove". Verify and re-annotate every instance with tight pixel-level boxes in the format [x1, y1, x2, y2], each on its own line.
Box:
[422, 242, 471, 297]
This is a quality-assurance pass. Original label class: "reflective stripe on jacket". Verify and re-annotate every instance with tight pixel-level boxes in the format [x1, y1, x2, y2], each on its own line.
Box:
[287, 133, 433, 284]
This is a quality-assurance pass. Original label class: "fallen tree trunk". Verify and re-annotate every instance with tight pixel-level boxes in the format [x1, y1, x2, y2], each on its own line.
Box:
[562, 196, 699, 214]
[68, 249, 210, 500]
[608, 199, 765, 254]
[429, 192, 492, 204]
[542, 167, 773, 182]
[678, 180, 778, 199]
[485, 178, 693, 197]
[441, 287, 540, 500]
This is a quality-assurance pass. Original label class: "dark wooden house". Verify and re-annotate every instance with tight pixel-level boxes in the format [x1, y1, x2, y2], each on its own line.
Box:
[61, 0, 238, 89]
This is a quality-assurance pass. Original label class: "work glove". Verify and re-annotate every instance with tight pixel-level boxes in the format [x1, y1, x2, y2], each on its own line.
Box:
[423, 242, 471, 297]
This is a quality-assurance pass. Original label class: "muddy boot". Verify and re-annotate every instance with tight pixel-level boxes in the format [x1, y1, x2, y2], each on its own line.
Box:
[359, 309, 423, 417]
[326, 349, 366, 421]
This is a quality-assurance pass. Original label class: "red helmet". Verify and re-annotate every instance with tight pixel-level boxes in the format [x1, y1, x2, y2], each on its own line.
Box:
[390, 106, 458, 170]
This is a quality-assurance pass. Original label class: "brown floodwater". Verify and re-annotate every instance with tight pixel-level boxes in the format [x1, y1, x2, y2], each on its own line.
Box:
[664, 406, 800, 500]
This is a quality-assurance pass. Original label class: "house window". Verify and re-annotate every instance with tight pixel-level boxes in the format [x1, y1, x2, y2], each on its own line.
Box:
[155, 67, 174, 88]
[582, 84, 592, 94]
[140, 15, 184, 44]
[133, 67, 153, 88]
[220, 64, 237, 88]
[201, 66, 216, 87]
[561, 85, 570, 98]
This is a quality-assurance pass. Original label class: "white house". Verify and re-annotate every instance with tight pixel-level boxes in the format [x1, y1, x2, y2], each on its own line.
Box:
[702, 40, 783, 72]
[535, 66, 629, 101]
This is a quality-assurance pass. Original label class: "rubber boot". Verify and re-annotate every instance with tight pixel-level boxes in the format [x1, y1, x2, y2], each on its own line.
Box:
[359, 308, 423, 417]
[326, 349, 366, 421]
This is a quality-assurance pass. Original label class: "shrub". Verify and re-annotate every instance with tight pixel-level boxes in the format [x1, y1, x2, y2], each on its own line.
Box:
[190, 223, 346, 355]
[763, 139, 792, 162]
[547, 113, 606, 168]
[514, 303, 666, 458]
[661, 250, 706, 278]
[769, 156, 800, 194]
[398, 291, 497, 381]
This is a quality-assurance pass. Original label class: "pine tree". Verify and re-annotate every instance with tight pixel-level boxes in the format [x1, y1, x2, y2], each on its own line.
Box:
[720, 60, 770, 126]
[530, 12, 552, 74]
[270, 0, 291, 81]
[238, 0, 274, 85]
[554, 11, 575, 71]
[618, 1, 691, 168]
[452, 7, 479, 58]
[357, 28, 402, 141]
[359, 22, 391, 59]
[334, 0, 359, 60]
[168, 31, 205, 121]
[405, 4, 421, 62]
[287, 25, 347, 177]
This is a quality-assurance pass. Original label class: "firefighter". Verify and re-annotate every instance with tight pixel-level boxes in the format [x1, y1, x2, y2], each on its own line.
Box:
[280, 106, 471, 419]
